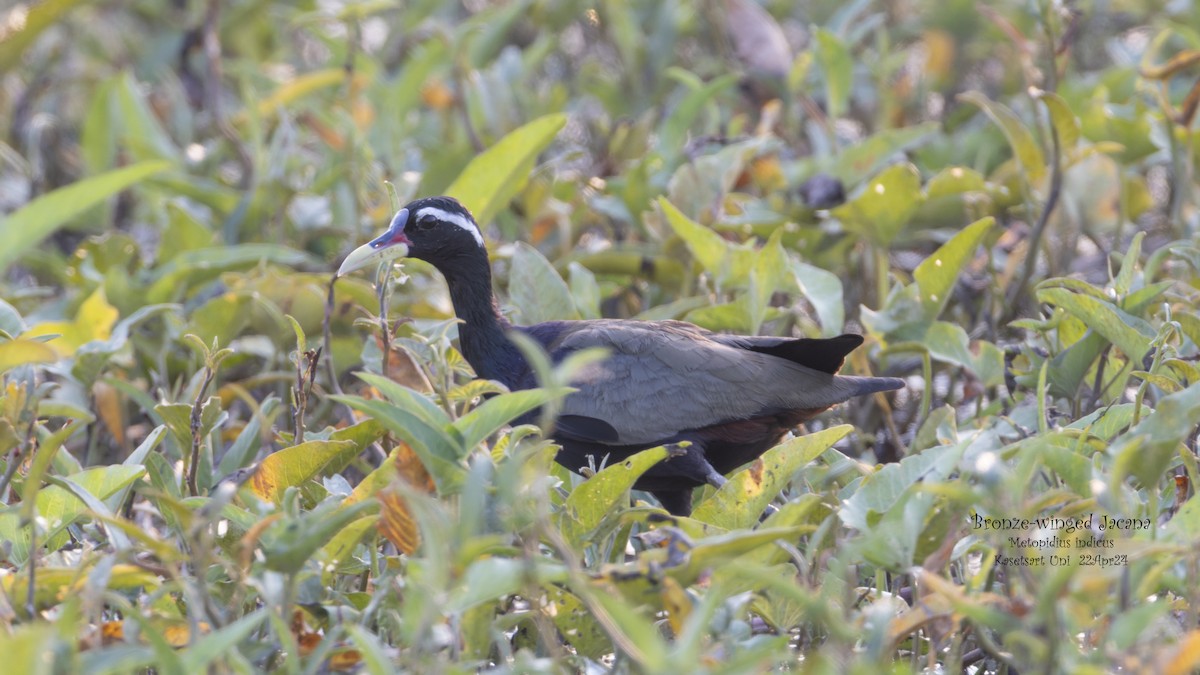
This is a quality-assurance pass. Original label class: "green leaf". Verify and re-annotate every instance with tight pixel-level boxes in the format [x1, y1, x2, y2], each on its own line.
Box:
[444, 113, 567, 225]
[958, 91, 1046, 184]
[1035, 90, 1081, 149]
[1113, 381, 1200, 487]
[814, 29, 852, 119]
[1036, 287, 1152, 363]
[823, 123, 940, 184]
[345, 623, 397, 675]
[568, 262, 602, 320]
[509, 242, 579, 323]
[658, 196, 754, 286]
[354, 373, 453, 429]
[320, 515, 379, 574]
[217, 397, 282, 475]
[73, 303, 179, 387]
[0, 465, 146, 564]
[659, 197, 729, 272]
[1067, 404, 1139, 440]
[23, 287, 120, 358]
[0, 625, 60, 675]
[0, 0, 90, 71]
[146, 245, 317, 304]
[447, 557, 566, 612]
[745, 230, 790, 334]
[913, 217, 996, 321]
[453, 388, 558, 453]
[260, 499, 379, 573]
[657, 72, 739, 159]
[831, 163, 923, 247]
[0, 159, 169, 273]
[332, 395, 466, 494]
[81, 76, 118, 173]
[113, 72, 181, 161]
[854, 489, 938, 569]
[178, 610, 268, 674]
[790, 261, 844, 336]
[839, 442, 965, 531]
[1114, 231, 1145, 297]
[559, 445, 671, 545]
[188, 292, 253, 348]
[924, 321, 1005, 387]
[692, 425, 851, 530]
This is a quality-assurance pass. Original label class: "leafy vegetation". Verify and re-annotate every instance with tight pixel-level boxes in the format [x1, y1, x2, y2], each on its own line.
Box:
[2, 0, 1200, 672]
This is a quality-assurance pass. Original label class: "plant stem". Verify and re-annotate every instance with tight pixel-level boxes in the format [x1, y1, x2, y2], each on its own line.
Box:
[187, 367, 216, 497]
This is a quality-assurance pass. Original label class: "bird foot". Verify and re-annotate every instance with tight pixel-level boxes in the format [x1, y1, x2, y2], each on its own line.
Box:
[706, 472, 727, 489]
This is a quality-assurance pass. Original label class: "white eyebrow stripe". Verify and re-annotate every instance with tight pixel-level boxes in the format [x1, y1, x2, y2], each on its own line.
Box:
[416, 206, 484, 246]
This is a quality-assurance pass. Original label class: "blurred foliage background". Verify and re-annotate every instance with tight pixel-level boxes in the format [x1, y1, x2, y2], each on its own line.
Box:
[2, 0, 1200, 672]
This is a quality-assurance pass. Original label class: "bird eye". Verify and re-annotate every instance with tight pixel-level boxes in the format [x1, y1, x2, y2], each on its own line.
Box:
[415, 214, 438, 230]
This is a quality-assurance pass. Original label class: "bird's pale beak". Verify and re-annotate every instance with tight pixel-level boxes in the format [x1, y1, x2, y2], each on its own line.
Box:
[336, 208, 411, 277]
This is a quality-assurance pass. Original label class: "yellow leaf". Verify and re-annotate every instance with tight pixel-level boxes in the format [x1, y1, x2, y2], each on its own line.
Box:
[660, 576, 691, 636]
[238, 69, 368, 124]
[1164, 630, 1200, 675]
[0, 339, 58, 372]
[248, 439, 357, 502]
[93, 380, 125, 446]
[378, 488, 420, 555]
[25, 287, 119, 356]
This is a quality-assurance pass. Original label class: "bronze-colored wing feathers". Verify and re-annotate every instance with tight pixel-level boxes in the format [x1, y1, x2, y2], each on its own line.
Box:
[533, 321, 901, 446]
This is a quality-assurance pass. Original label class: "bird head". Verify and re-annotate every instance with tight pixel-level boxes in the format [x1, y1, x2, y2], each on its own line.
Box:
[336, 196, 485, 277]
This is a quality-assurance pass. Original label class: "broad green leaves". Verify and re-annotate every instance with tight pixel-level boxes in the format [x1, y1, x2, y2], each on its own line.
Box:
[0, 465, 146, 564]
[658, 197, 791, 333]
[692, 425, 850, 530]
[865, 216, 1002, 385]
[333, 373, 564, 495]
[913, 217, 996, 320]
[445, 113, 567, 225]
[0, 161, 170, 273]
[559, 445, 671, 545]
[959, 91, 1046, 184]
[509, 242, 579, 323]
[1036, 285, 1152, 364]
[832, 163, 923, 247]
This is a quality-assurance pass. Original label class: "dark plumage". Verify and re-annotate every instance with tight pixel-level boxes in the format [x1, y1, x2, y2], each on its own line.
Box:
[338, 196, 904, 515]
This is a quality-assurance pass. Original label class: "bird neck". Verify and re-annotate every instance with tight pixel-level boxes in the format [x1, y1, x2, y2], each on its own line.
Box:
[440, 254, 524, 387]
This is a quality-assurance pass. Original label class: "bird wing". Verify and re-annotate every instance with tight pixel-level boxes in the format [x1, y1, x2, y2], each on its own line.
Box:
[534, 320, 880, 446]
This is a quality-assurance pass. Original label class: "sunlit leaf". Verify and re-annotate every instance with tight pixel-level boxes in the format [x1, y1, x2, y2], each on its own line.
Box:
[959, 91, 1046, 184]
[444, 113, 567, 225]
[0, 161, 170, 274]
[377, 488, 420, 555]
[693, 425, 851, 530]
[790, 261, 845, 336]
[453, 388, 558, 453]
[249, 440, 357, 503]
[0, 339, 58, 372]
[832, 163, 923, 247]
[0, 465, 146, 564]
[560, 445, 671, 544]
[913, 217, 996, 321]
[1036, 287, 1152, 363]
